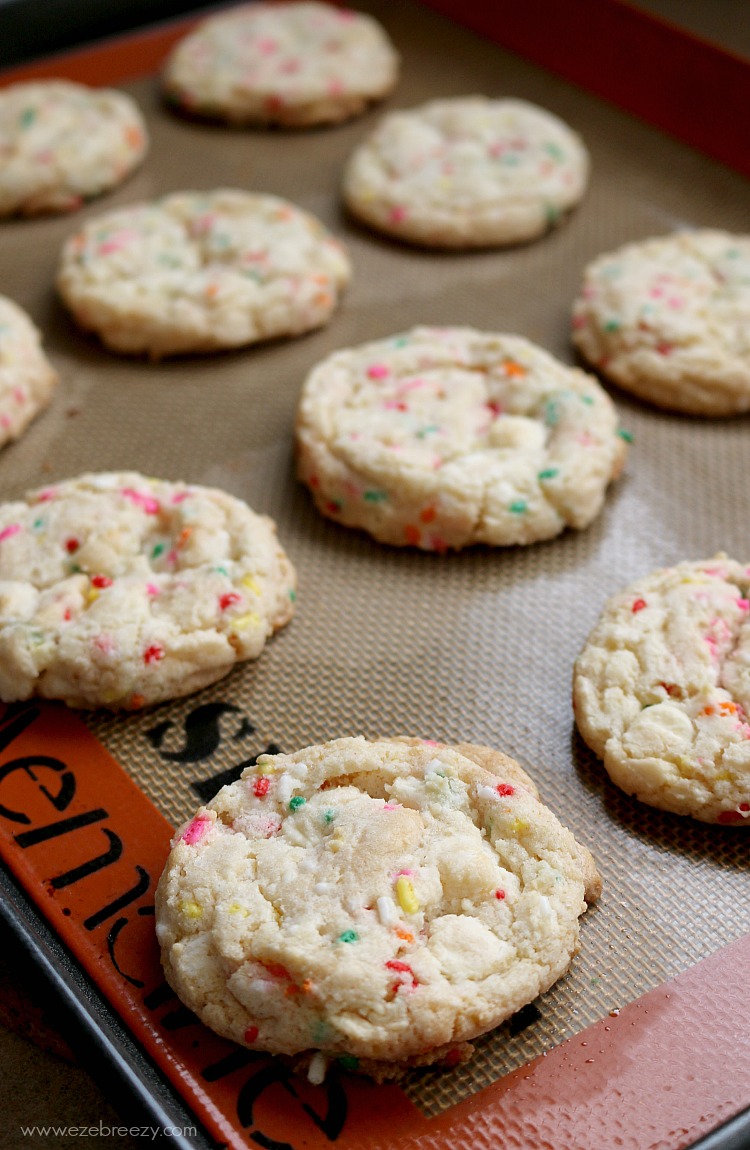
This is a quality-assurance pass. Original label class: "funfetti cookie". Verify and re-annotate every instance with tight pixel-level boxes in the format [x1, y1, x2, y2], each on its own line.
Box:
[57, 189, 351, 358]
[163, 2, 399, 128]
[0, 295, 58, 449]
[0, 81, 148, 216]
[572, 230, 750, 415]
[342, 97, 589, 248]
[156, 737, 600, 1081]
[574, 557, 750, 825]
[296, 326, 628, 550]
[0, 472, 296, 710]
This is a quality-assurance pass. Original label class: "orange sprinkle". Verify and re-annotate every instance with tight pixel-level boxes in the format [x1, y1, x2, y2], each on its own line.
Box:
[205, 283, 220, 298]
[503, 360, 527, 378]
[177, 526, 193, 547]
[301, 979, 314, 994]
[314, 292, 332, 308]
[719, 701, 737, 715]
[420, 506, 436, 524]
[702, 705, 715, 716]
[404, 524, 420, 546]
[395, 927, 414, 943]
[125, 125, 143, 149]
[129, 694, 145, 710]
[284, 984, 300, 998]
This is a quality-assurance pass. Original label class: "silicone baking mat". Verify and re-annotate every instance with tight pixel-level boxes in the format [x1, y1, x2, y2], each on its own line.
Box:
[0, 0, 748, 1136]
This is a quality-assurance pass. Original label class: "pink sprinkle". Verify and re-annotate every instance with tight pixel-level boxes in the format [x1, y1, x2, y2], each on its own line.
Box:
[737, 599, 749, 611]
[384, 400, 407, 411]
[257, 36, 278, 53]
[122, 488, 160, 515]
[0, 416, 10, 429]
[582, 285, 596, 300]
[279, 58, 301, 74]
[171, 491, 189, 504]
[389, 206, 408, 224]
[36, 488, 57, 502]
[146, 583, 160, 597]
[382, 802, 401, 810]
[572, 314, 587, 329]
[167, 550, 178, 566]
[367, 363, 390, 380]
[181, 815, 211, 845]
[396, 868, 414, 877]
[327, 78, 344, 95]
[0, 524, 21, 543]
[94, 634, 116, 655]
[656, 341, 673, 356]
[422, 739, 440, 747]
[12, 387, 25, 404]
[577, 432, 595, 447]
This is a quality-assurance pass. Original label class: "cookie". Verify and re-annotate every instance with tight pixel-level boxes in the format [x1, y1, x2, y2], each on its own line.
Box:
[572, 230, 750, 415]
[156, 736, 600, 1079]
[296, 326, 628, 550]
[0, 472, 296, 710]
[0, 81, 148, 216]
[0, 295, 58, 449]
[163, 2, 399, 128]
[57, 189, 351, 358]
[342, 96, 589, 248]
[574, 556, 750, 824]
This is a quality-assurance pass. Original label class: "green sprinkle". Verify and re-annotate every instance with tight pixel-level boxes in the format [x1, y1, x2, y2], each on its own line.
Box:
[581, 395, 594, 405]
[501, 152, 520, 166]
[214, 565, 228, 576]
[363, 491, 387, 503]
[604, 319, 621, 332]
[618, 429, 634, 443]
[288, 588, 296, 602]
[323, 809, 336, 825]
[538, 468, 559, 481]
[544, 203, 560, 225]
[338, 1055, 359, 1070]
[509, 500, 528, 515]
[69, 563, 82, 574]
[19, 107, 36, 129]
[152, 542, 165, 558]
[544, 399, 560, 427]
[416, 425, 440, 440]
[33, 517, 44, 530]
[544, 141, 565, 161]
[289, 795, 306, 811]
[392, 337, 410, 348]
[339, 930, 358, 944]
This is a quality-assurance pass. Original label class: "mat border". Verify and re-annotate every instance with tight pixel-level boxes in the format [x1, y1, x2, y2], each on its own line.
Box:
[0, 2, 748, 1147]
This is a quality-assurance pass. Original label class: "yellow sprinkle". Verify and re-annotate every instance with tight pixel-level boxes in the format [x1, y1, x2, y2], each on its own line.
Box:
[86, 588, 100, 604]
[228, 903, 249, 916]
[231, 611, 261, 631]
[180, 900, 203, 919]
[715, 771, 731, 781]
[396, 876, 419, 915]
[511, 819, 529, 835]
[241, 575, 262, 595]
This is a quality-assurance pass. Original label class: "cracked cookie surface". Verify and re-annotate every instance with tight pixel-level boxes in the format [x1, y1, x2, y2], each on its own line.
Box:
[0, 81, 147, 216]
[156, 737, 599, 1078]
[574, 556, 750, 823]
[0, 471, 295, 709]
[343, 97, 588, 248]
[57, 189, 351, 358]
[295, 326, 628, 549]
[572, 230, 750, 415]
[163, 2, 399, 128]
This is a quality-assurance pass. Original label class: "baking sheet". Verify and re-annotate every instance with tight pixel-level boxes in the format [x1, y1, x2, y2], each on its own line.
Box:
[0, 0, 748, 1121]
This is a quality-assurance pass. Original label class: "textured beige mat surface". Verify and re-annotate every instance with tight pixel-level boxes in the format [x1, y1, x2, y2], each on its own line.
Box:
[0, 0, 747, 1117]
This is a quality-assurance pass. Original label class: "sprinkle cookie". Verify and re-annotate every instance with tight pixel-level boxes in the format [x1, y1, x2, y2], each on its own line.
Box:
[0, 472, 296, 710]
[57, 189, 351, 358]
[574, 557, 750, 824]
[296, 326, 628, 550]
[342, 97, 589, 248]
[0, 296, 58, 450]
[0, 81, 148, 216]
[572, 230, 750, 415]
[156, 737, 600, 1079]
[162, 2, 399, 128]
